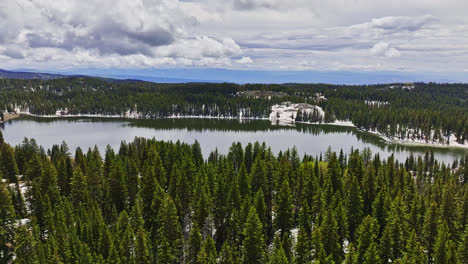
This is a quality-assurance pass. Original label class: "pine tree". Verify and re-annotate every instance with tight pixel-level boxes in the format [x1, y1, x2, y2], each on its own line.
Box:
[362, 242, 380, 264]
[281, 232, 292, 262]
[440, 182, 459, 241]
[354, 215, 379, 263]
[219, 240, 238, 264]
[198, 236, 217, 264]
[423, 202, 439, 263]
[193, 170, 212, 233]
[70, 166, 89, 205]
[275, 179, 293, 237]
[400, 231, 426, 264]
[109, 158, 128, 212]
[1, 144, 19, 182]
[343, 171, 363, 241]
[269, 235, 289, 264]
[140, 160, 157, 228]
[344, 242, 357, 264]
[187, 225, 202, 264]
[192, 140, 204, 167]
[433, 222, 449, 264]
[250, 156, 266, 196]
[135, 227, 150, 264]
[157, 195, 183, 263]
[387, 195, 409, 260]
[460, 226, 468, 264]
[378, 224, 394, 264]
[318, 208, 343, 264]
[13, 225, 38, 264]
[0, 181, 16, 263]
[294, 225, 311, 264]
[243, 206, 265, 264]
[446, 240, 460, 264]
[238, 162, 251, 200]
[254, 189, 267, 239]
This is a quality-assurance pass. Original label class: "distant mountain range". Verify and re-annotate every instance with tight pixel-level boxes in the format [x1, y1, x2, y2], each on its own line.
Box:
[2, 68, 467, 84]
[0, 69, 221, 83]
[0, 69, 76, 80]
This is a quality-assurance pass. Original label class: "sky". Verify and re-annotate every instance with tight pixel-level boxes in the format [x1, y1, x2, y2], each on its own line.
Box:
[1, 0, 468, 83]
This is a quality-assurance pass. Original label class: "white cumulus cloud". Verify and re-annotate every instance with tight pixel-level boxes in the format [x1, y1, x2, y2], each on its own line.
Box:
[370, 42, 401, 58]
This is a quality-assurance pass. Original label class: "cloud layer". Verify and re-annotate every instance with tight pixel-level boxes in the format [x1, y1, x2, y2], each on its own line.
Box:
[1, 0, 468, 72]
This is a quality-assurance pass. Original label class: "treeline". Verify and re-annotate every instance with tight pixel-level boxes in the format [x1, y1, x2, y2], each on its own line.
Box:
[1, 130, 468, 263]
[0, 78, 467, 142]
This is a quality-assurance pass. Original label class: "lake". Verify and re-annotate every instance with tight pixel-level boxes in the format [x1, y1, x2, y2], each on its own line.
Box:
[1, 116, 467, 164]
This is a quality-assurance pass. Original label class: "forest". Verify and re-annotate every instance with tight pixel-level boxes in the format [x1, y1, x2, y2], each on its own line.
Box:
[0, 78, 467, 145]
[0, 128, 468, 263]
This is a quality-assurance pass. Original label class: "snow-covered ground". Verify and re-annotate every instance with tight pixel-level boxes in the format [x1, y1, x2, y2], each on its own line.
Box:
[368, 129, 468, 149]
[269, 102, 325, 126]
[364, 100, 389, 107]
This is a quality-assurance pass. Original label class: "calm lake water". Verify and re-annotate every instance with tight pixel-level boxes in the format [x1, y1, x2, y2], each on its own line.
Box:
[1, 116, 467, 164]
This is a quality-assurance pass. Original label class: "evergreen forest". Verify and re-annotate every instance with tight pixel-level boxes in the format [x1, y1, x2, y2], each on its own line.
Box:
[0, 78, 467, 144]
[1, 128, 468, 263]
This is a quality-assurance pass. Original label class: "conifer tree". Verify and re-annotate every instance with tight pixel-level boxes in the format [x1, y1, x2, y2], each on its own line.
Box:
[379, 224, 394, 264]
[460, 225, 468, 264]
[1, 144, 19, 182]
[140, 160, 157, 228]
[295, 225, 311, 264]
[157, 195, 183, 263]
[187, 225, 202, 264]
[135, 227, 150, 264]
[238, 162, 251, 199]
[13, 225, 38, 264]
[400, 231, 426, 264]
[109, 158, 128, 212]
[0, 180, 16, 262]
[362, 242, 380, 264]
[70, 166, 89, 205]
[344, 242, 357, 264]
[318, 208, 343, 264]
[354, 215, 379, 263]
[269, 234, 289, 264]
[423, 202, 439, 263]
[198, 236, 217, 264]
[219, 240, 238, 264]
[343, 171, 363, 241]
[433, 222, 450, 264]
[243, 206, 265, 264]
[275, 178, 293, 237]
[254, 189, 267, 238]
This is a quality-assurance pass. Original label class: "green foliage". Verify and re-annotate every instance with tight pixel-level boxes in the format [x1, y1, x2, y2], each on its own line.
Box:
[243, 206, 265, 264]
[2, 79, 467, 143]
[0, 137, 465, 263]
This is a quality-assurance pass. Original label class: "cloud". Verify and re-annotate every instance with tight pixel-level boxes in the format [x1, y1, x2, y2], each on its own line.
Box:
[0, 0, 241, 67]
[236, 56, 253, 63]
[1, 0, 468, 72]
[233, 0, 281, 10]
[156, 36, 241, 59]
[2, 48, 24, 59]
[368, 15, 437, 32]
[370, 42, 401, 58]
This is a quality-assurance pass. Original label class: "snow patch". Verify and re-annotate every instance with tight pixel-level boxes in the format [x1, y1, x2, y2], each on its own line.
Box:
[270, 102, 325, 126]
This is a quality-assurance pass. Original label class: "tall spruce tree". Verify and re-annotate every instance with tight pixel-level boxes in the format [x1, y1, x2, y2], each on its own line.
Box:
[243, 206, 265, 264]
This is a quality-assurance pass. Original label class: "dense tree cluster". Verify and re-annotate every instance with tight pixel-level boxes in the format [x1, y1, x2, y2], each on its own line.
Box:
[0, 128, 467, 263]
[0, 78, 467, 144]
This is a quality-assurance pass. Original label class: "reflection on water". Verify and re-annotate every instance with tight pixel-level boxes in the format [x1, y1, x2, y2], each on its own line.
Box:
[1, 116, 466, 164]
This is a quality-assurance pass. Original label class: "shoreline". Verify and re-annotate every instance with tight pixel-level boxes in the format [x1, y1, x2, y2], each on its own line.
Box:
[14, 112, 468, 150]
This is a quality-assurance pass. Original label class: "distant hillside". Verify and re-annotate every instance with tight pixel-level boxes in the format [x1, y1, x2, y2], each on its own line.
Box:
[0, 69, 73, 80]
[0, 69, 221, 83]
